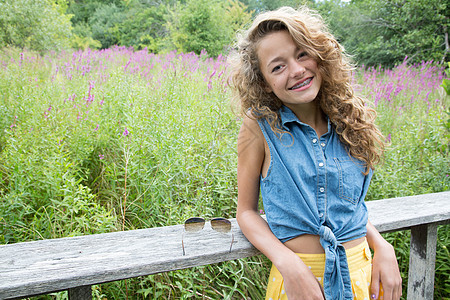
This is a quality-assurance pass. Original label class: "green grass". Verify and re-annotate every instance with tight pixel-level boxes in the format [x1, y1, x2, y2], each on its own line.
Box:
[0, 47, 448, 299]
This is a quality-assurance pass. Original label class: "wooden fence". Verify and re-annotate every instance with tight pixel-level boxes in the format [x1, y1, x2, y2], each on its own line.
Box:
[1, 191, 449, 300]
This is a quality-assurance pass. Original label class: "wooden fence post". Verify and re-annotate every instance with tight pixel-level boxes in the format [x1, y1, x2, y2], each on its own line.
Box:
[407, 223, 438, 300]
[68, 285, 92, 300]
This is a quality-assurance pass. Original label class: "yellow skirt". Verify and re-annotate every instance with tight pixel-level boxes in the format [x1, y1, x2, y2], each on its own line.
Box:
[265, 239, 383, 300]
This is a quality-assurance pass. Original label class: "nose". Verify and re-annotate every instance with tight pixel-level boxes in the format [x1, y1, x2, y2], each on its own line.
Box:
[290, 60, 306, 78]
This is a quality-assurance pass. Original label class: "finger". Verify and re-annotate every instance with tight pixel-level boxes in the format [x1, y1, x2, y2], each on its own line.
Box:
[370, 271, 380, 299]
[394, 278, 402, 300]
[382, 283, 394, 300]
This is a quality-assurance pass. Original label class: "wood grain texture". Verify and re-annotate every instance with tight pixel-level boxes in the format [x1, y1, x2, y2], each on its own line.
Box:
[366, 191, 450, 232]
[0, 219, 258, 299]
[0, 191, 449, 299]
[68, 286, 91, 300]
[407, 224, 438, 300]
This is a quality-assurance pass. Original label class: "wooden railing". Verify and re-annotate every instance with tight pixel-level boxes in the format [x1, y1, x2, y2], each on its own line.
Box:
[1, 191, 449, 300]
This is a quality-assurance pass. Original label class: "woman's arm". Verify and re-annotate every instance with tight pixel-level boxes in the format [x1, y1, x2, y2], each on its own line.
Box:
[366, 220, 402, 300]
[236, 116, 324, 300]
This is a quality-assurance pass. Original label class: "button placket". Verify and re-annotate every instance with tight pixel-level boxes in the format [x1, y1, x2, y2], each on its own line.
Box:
[311, 129, 327, 223]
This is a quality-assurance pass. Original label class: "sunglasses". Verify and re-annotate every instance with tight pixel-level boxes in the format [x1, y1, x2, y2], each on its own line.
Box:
[182, 217, 234, 256]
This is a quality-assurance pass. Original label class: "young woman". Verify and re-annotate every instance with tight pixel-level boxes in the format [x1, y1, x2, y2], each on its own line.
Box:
[229, 6, 402, 300]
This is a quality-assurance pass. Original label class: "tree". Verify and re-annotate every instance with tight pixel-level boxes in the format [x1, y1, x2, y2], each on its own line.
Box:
[224, 0, 253, 36]
[89, 3, 126, 48]
[316, 0, 449, 67]
[67, 0, 123, 24]
[240, 0, 313, 14]
[0, 0, 72, 52]
[168, 0, 251, 56]
[67, 0, 126, 49]
[168, 0, 228, 56]
[113, 1, 169, 52]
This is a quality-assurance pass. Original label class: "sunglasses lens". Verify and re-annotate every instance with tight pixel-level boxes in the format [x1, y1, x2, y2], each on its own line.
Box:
[211, 218, 231, 233]
[184, 217, 205, 232]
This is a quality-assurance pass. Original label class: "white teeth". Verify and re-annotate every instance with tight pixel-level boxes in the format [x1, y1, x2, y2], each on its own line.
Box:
[290, 78, 312, 90]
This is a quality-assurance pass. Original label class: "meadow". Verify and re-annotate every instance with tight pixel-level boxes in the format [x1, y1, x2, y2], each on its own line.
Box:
[0, 47, 448, 299]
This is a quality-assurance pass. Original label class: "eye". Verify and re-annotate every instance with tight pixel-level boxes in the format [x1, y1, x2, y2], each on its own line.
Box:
[298, 51, 308, 60]
[271, 65, 283, 73]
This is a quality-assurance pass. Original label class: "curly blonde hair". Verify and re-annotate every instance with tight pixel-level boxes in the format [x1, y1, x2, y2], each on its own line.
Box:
[229, 6, 385, 172]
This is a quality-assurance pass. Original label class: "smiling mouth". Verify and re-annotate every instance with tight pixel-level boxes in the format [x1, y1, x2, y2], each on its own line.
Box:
[289, 78, 312, 90]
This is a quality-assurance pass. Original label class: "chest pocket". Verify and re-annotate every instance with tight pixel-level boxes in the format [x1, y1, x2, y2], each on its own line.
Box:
[333, 157, 366, 205]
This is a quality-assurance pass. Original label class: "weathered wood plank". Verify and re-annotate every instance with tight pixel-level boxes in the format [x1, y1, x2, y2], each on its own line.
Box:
[366, 191, 450, 232]
[68, 286, 92, 300]
[0, 219, 259, 299]
[406, 224, 438, 300]
[0, 191, 448, 299]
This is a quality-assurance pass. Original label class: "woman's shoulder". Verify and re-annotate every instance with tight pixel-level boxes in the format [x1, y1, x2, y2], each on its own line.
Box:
[239, 114, 263, 140]
[238, 114, 265, 155]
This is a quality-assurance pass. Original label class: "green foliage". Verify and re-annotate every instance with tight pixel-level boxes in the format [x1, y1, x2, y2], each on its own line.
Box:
[166, 0, 252, 56]
[89, 3, 125, 49]
[442, 62, 450, 96]
[168, 0, 232, 56]
[67, 0, 124, 24]
[66, 0, 251, 55]
[70, 21, 102, 50]
[316, 0, 449, 67]
[71, 34, 102, 50]
[240, 0, 312, 14]
[113, 2, 169, 52]
[4, 0, 439, 65]
[0, 0, 73, 52]
[224, 0, 254, 34]
[67, 0, 128, 49]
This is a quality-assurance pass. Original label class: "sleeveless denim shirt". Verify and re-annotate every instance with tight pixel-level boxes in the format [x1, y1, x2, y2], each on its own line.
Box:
[257, 105, 373, 300]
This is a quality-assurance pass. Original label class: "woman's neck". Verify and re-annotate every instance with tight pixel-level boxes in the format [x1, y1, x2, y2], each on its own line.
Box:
[285, 101, 328, 137]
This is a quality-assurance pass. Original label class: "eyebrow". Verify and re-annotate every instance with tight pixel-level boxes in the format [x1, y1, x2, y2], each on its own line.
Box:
[266, 56, 284, 68]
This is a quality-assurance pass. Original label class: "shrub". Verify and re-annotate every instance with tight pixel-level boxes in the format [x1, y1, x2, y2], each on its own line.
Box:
[0, 0, 72, 52]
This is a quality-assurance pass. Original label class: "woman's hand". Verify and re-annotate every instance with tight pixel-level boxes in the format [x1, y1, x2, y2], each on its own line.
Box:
[277, 254, 325, 300]
[366, 220, 402, 300]
[370, 241, 402, 300]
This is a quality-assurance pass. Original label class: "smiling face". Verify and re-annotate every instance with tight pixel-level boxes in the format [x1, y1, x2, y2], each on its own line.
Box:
[257, 30, 322, 110]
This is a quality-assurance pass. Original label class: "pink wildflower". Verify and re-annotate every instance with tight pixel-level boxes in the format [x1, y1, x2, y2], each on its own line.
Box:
[123, 128, 129, 136]
[386, 134, 391, 143]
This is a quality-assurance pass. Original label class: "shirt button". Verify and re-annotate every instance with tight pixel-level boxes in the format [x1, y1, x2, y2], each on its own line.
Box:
[319, 187, 325, 193]
[321, 142, 326, 147]
[319, 213, 324, 218]
[312, 139, 317, 143]
[318, 162, 324, 167]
